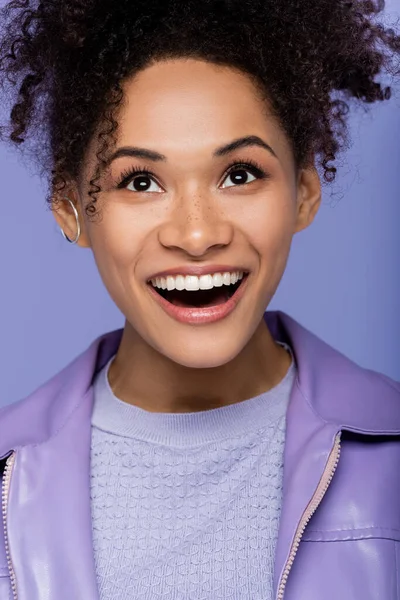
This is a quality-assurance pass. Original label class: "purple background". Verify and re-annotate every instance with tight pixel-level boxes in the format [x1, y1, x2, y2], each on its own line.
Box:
[1, 2, 399, 407]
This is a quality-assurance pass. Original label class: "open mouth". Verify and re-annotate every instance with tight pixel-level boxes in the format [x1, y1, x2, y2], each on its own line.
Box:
[148, 271, 248, 309]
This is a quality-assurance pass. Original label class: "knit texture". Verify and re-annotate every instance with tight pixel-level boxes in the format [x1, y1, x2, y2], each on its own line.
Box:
[90, 345, 295, 599]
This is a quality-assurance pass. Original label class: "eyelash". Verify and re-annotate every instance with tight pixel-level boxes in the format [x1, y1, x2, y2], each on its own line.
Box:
[116, 159, 269, 190]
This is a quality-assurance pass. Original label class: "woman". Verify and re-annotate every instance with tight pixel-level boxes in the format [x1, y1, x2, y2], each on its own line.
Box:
[0, 0, 399, 598]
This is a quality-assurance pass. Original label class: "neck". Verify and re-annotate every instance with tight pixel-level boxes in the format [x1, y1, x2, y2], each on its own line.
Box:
[107, 318, 291, 413]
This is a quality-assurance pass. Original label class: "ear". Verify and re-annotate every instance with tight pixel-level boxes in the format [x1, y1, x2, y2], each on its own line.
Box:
[52, 186, 91, 248]
[294, 166, 322, 233]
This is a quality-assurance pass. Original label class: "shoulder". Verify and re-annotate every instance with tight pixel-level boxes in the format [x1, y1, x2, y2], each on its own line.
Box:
[266, 311, 400, 434]
[0, 328, 123, 456]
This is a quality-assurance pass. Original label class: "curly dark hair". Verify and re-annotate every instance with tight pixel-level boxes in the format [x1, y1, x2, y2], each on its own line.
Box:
[0, 0, 399, 216]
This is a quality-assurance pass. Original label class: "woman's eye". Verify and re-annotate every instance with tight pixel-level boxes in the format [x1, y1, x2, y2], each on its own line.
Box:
[220, 168, 257, 189]
[126, 175, 163, 193]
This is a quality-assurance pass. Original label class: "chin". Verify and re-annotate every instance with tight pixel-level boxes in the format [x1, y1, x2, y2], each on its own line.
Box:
[170, 351, 239, 370]
[153, 331, 249, 370]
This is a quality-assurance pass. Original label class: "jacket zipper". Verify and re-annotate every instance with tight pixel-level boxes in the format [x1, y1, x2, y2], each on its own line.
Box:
[1, 451, 17, 600]
[276, 432, 341, 600]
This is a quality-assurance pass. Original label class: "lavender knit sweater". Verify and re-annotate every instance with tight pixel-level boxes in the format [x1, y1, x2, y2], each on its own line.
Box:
[90, 344, 295, 600]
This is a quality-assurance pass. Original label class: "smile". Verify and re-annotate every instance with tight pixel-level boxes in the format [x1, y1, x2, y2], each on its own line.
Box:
[147, 270, 249, 325]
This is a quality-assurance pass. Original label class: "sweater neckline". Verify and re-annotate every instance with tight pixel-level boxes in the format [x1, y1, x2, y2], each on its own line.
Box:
[91, 342, 295, 448]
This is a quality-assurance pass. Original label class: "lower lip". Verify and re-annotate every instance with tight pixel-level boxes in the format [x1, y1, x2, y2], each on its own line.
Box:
[147, 276, 249, 325]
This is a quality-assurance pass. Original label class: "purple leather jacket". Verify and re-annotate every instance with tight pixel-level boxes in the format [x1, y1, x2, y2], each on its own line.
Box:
[0, 311, 399, 600]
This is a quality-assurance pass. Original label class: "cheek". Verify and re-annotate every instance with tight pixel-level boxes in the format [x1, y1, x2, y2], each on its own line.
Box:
[87, 210, 146, 284]
[238, 189, 297, 260]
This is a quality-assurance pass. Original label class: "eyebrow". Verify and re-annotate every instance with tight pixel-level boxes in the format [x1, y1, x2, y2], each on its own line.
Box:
[213, 135, 277, 159]
[108, 135, 277, 165]
[108, 147, 167, 163]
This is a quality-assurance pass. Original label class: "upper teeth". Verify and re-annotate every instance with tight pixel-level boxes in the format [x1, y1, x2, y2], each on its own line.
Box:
[150, 271, 244, 291]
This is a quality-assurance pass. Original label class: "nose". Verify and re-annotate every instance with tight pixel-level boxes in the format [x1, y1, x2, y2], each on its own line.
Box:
[158, 193, 234, 257]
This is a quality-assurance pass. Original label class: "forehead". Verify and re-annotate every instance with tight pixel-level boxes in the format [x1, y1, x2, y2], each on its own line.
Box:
[117, 58, 286, 155]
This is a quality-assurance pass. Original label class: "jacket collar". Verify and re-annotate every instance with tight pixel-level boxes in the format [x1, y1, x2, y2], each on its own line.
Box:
[1, 309, 399, 458]
[267, 311, 400, 435]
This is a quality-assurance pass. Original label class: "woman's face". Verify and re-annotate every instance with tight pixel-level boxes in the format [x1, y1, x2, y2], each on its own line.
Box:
[59, 58, 321, 368]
